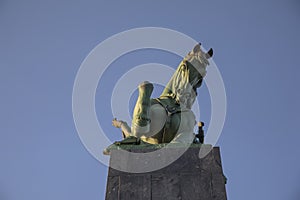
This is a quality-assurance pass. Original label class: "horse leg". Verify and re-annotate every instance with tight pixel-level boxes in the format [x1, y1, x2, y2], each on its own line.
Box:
[132, 81, 154, 137]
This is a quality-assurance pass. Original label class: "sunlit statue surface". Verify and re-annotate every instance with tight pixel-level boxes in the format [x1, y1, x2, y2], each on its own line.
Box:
[111, 43, 213, 146]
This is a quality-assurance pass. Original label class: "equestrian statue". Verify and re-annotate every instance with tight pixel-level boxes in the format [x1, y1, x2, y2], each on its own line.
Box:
[110, 43, 213, 148]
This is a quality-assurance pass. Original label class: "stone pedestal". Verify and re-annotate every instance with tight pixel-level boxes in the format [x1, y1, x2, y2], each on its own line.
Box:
[105, 145, 227, 200]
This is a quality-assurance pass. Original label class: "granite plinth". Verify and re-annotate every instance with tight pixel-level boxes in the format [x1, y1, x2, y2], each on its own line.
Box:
[105, 145, 227, 200]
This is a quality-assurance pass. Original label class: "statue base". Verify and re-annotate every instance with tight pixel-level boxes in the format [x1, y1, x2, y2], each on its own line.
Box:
[105, 145, 227, 200]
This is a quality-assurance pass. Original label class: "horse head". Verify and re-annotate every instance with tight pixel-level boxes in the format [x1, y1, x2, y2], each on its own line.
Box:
[184, 43, 213, 79]
[161, 43, 213, 110]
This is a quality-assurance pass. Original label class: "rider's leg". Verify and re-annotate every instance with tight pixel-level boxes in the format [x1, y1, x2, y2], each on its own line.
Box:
[170, 111, 196, 143]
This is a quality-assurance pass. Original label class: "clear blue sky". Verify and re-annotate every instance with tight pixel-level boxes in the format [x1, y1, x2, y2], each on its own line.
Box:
[1, 0, 300, 199]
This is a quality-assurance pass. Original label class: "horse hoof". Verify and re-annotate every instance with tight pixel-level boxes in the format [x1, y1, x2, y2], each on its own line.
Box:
[139, 81, 153, 89]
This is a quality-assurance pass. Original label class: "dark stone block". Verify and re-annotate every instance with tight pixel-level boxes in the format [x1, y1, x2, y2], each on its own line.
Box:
[105, 145, 227, 200]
